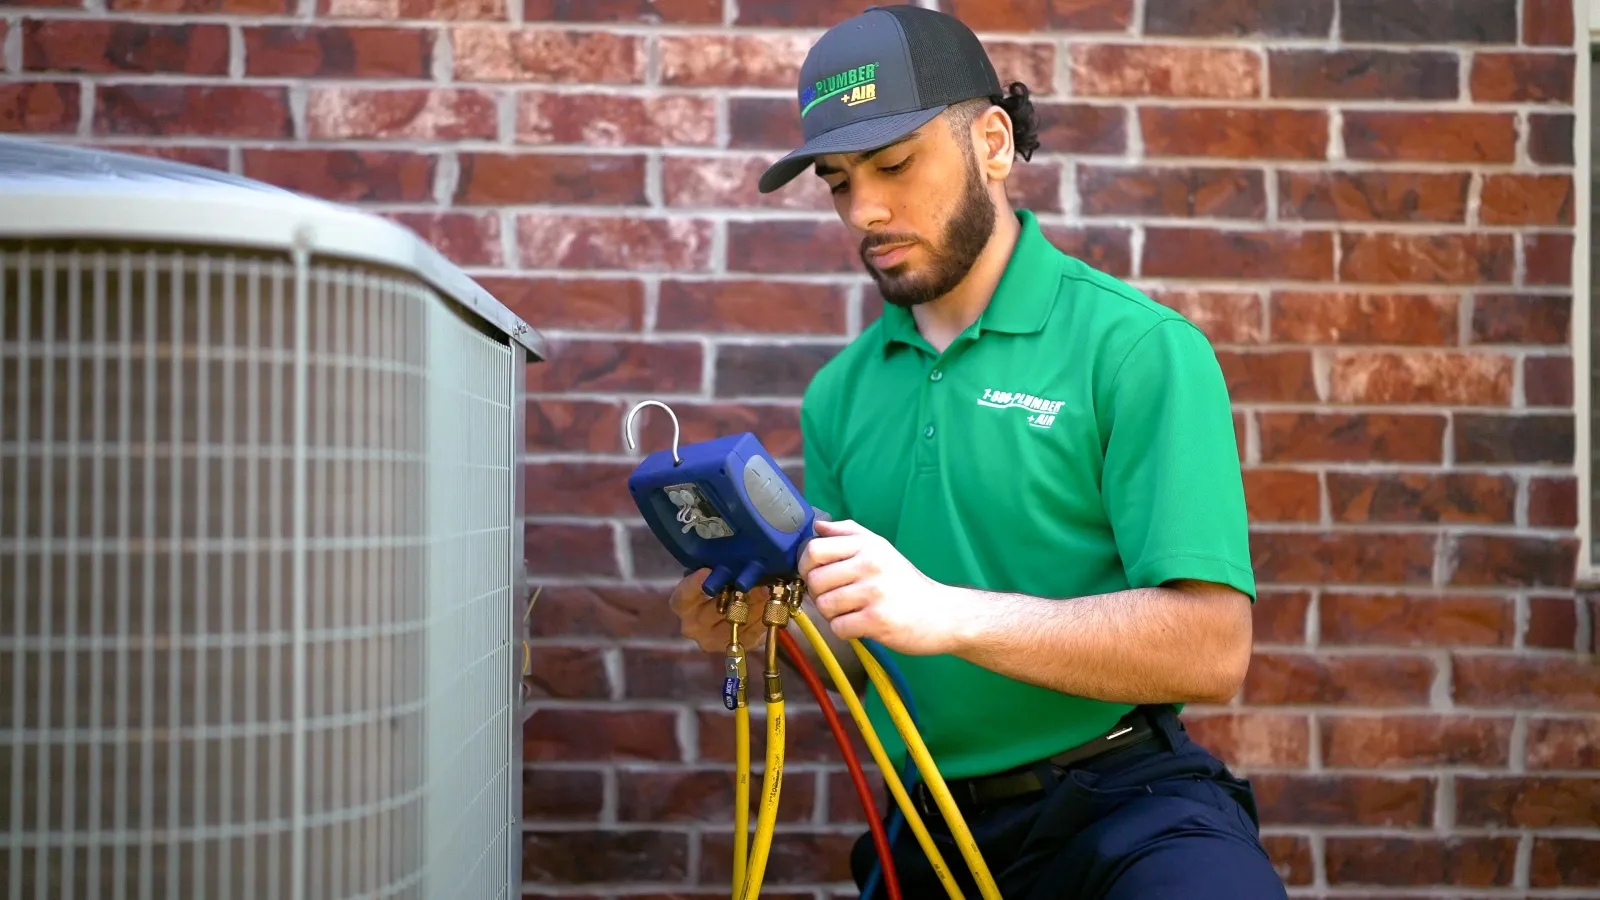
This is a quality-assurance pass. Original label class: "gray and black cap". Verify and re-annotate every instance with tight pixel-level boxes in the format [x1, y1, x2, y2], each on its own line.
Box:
[756, 4, 1004, 194]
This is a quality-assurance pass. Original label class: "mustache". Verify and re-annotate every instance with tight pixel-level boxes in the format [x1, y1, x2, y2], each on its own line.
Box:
[860, 232, 921, 255]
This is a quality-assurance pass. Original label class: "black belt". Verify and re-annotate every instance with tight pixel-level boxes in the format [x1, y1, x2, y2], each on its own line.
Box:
[910, 708, 1159, 821]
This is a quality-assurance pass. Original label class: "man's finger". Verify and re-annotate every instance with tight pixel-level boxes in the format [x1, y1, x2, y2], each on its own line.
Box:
[811, 582, 872, 622]
[799, 534, 865, 576]
[814, 518, 869, 536]
[803, 554, 871, 600]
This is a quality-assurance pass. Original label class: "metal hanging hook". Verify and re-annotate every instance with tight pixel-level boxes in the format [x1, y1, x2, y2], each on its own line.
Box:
[624, 399, 683, 465]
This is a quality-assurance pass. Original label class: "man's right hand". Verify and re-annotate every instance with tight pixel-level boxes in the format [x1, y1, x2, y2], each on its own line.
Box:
[668, 568, 769, 654]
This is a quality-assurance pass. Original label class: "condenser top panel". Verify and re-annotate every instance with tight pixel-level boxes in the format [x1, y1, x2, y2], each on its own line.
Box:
[0, 136, 547, 360]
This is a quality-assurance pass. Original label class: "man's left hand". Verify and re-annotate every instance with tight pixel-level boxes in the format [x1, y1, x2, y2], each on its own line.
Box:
[798, 518, 969, 655]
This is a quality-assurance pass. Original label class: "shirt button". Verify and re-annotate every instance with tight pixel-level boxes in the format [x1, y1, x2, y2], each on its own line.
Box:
[929, 370, 943, 382]
[923, 425, 936, 439]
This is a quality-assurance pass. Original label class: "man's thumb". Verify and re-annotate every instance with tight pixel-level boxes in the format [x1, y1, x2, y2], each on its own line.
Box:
[813, 517, 866, 536]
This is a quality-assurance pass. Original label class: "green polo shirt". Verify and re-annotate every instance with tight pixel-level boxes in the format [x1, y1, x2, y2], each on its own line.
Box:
[798, 209, 1255, 780]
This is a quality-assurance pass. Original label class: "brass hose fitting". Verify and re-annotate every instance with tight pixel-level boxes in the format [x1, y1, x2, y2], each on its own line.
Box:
[764, 624, 783, 702]
[722, 590, 751, 710]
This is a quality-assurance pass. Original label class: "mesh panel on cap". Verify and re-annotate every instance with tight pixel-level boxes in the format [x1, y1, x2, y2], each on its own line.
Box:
[882, 5, 1003, 106]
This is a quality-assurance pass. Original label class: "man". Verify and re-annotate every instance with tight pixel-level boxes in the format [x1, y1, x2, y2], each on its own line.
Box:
[668, 6, 1287, 898]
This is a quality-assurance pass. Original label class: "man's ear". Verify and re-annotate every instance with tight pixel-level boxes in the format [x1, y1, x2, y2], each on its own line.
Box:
[977, 105, 1015, 180]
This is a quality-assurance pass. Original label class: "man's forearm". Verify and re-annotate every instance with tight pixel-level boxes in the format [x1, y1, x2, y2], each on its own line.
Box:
[946, 580, 1253, 706]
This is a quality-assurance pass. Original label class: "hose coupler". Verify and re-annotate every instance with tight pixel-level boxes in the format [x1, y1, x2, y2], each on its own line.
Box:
[763, 625, 783, 702]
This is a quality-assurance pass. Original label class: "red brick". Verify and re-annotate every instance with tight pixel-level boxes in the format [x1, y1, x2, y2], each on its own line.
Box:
[698, 709, 868, 766]
[1328, 473, 1515, 524]
[617, 767, 813, 824]
[1328, 351, 1513, 406]
[457, 152, 645, 206]
[1339, 233, 1514, 285]
[1040, 227, 1134, 277]
[382, 212, 501, 267]
[1258, 413, 1445, 463]
[526, 585, 679, 640]
[1320, 593, 1514, 648]
[524, 522, 617, 577]
[1471, 52, 1575, 103]
[944, 0, 1132, 31]
[1448, 535, 1578, 588]
[322, 0, 503, 18]
[1182, 713, 1310, 766]
[1455, 414, 1573, 464]
[1250, 774, 1434, 827]
[524, 338, 702, 394]
[1322, 716, 1513, 768]
[243, 26, 428, 78]
[728, 97, 800, 151]
[452, 27, 641, 83]
[1143, 228, 1332, 280]
[1325, 837, 1518, 887]
[658, 34, 808, 88]
[1470, 293, 1570, 344]
[241, 149, 435, 202]
[1529, 112, 1576, 164]
[306, 88, 494, 140]
[525, 708, 679, 762]
[730, 0, 874, 24]
[1071, 44, 1261, 99]
[1344, 111, 1516, 163]
[1035, 103, 1128, 154]
[1141, 107, 1327, 159]
[1243, 469, 1320, 522]
[619, 646, 720, 701]
[628, 402, 804, 458]
[0, 82, 80, 133]
[1244, 652, 1435, 706]
[1001, 161, 1065, 214]
[22, 20, 227, 74]
[1526, 717, 1600, 769]
[519, 92, 716, 146]
[1279, 171, 1468, 223]
[523, 0, 717, 22]
[1078, 165, 1265, 219]
[701, 831, 858, 885]
[1526, 0, 1576, 45]
[1528, 477, 1577, 528]
[525, 645, 610, 699]
[1216, 351, 1317, 402]
[715, 343, 841, 398]
[1270, 292, 1458, 345]
[524, 830, 688, 883]
[1150, 291, 1263, 343]
[94, 85, 289, 138]
[1531, 839, 1600, 887]
[984, 41, 1059, 95]
[111, 0, 288, 11]
[91, 143, 229, 170]
[1144, 0, 1333, 36]
[1268, 49, 1457, 100]
[1262, 836, 1315, 886]
[657, 280, 848, 336]
[1453, 654, 1600, 710]
[1526, 596, 1578, 650]
[828, 770, 890, 824]
[1251, 532, 1436, 584]
[1481, 174, 1574, 226]
[1458, 776, 1600, 827]
[478, 276, 644, 332]
[526, 399, 629, 454]
[1524, 232, 1574, 286]
[1342, 0, 1518, 42]
[629, 525, 692, 579]
[524, 768, 604, 820]
[1255, 590, 1310, 644]
[726, 220, 857, 276]
[1525, 355, 1574, 407]
[525, 461, 638, 516]
[517, 215, 714, 272]
[662, 154, 830, 212]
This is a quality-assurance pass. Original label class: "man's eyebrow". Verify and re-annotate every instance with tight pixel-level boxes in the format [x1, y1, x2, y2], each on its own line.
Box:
[813, 133, 920, 177]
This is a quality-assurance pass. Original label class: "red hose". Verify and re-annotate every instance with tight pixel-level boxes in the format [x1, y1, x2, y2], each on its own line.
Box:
[776, 627, 901, 900]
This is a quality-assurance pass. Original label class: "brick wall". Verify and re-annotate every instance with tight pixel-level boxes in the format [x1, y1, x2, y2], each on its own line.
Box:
[4, 0, 1598, 895]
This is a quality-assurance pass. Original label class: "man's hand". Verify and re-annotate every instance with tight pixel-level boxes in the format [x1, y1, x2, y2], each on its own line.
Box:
[668, 569, 769, 654]
[798, 518, 968, 656]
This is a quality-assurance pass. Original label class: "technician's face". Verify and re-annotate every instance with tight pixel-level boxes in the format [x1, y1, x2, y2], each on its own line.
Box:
[813, 115, 996, 308]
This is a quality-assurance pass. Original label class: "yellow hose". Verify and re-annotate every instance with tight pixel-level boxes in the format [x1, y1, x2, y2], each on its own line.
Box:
[733, 700, 749, 891]
[792, 610, 965, 900]
[737, 627, 786, 900]
[851, 640, 1003, 900]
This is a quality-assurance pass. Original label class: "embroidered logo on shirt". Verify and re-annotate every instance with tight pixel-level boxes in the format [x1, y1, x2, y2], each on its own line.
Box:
[978, 388, 1063, 429]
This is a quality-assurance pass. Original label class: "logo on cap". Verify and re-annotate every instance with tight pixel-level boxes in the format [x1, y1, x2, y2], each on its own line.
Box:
[800, 62, 880, 117]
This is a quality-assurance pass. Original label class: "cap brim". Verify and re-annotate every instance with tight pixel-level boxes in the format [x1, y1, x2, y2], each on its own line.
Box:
[756, 105, 948, 194]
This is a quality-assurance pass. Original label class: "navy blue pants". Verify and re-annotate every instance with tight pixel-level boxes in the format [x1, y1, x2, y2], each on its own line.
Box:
[849, 707, 1288, 900]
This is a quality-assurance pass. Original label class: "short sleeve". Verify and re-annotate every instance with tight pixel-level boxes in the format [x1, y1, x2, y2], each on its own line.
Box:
[799, 390, 848, 523]
[1100, 319, 1256, 601]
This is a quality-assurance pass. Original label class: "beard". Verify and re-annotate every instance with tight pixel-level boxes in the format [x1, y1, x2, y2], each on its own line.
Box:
[858, 152, 997, 309]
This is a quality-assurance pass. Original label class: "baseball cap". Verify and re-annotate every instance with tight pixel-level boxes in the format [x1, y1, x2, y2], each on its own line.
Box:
[756, 4, 1004, 194]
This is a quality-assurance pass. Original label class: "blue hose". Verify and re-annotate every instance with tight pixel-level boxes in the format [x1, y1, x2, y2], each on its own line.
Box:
[859, 637, 919, 900]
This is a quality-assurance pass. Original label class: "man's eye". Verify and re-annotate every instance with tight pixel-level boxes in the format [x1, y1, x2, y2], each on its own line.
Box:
[880, 156, 912, 173]
[829, 180, 848, 194]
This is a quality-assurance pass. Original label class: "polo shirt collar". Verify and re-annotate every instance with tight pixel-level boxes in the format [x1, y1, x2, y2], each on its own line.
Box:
[879, 209, 1063, 354]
